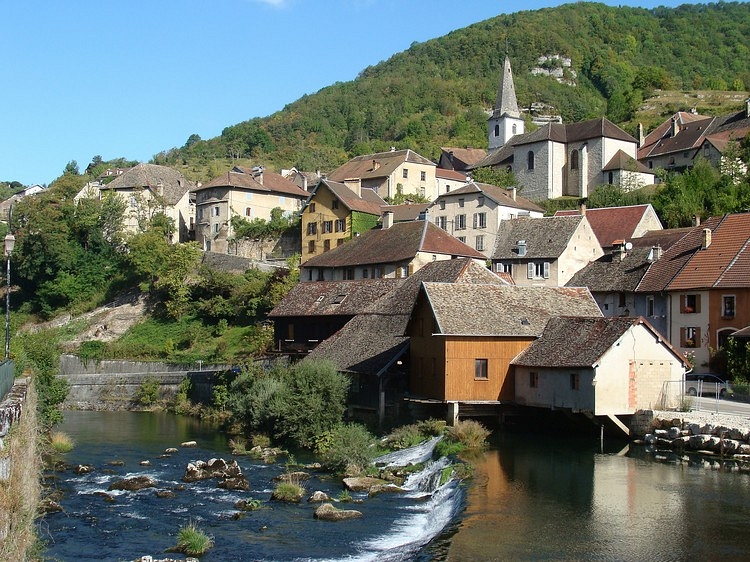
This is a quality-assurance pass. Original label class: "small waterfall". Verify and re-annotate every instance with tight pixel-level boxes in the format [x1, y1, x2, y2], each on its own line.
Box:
[372, 435, 443, 468]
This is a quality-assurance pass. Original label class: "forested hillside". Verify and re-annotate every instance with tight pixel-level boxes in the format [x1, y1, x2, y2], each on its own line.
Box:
[152, 2, 750, 181]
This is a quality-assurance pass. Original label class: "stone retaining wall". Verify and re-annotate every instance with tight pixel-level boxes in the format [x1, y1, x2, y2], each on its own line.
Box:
[0, 376, 26, 481]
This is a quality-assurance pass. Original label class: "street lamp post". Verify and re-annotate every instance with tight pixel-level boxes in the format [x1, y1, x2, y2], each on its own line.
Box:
[4, 233, 15, 360]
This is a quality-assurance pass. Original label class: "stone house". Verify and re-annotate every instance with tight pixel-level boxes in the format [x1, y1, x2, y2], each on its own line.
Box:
[512, 316, 688, 426]
[327, 148, 438, 201]
[491, 215, 603, 286]
[193, 166, 309, 255]
[301, 179, 384, 263]
[300, 218, 486, 282]
[435, 168, 470, 197]
[406, 283, 601, 420]
[430, 181, 544, 258]
[99, 163, 195, 243]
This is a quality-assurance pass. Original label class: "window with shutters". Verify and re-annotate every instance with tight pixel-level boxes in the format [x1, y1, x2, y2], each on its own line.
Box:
[335, 219, 346, 232]
[455, 214, 466, 230]
[473, 212, 486, 229]
[527, 262, 550, 279]
[306, 222, 317, 235]
[322, 220, 333, 234]
[681, 294, 700, 314]
[681, 326, 700, 348]
[475, 236, 484, 251]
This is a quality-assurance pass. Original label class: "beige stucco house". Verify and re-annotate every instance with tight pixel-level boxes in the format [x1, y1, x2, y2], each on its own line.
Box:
[513, 316, 688, 421]
[193, 166, 309, 254]
[327, 148, 438, 201]
[430, 181, 544, 257]
[99, 163, 195, 243]
[491, 215, 603, 286]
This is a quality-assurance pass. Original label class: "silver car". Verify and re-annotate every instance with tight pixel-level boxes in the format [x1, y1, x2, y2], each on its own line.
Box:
[685, 373, 732, 398]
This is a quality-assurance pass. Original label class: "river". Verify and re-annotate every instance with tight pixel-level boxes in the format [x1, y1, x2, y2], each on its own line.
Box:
[43, 412, 750, 561]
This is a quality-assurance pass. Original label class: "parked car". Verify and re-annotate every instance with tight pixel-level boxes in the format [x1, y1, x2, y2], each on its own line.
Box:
[685, 373, 732, 398]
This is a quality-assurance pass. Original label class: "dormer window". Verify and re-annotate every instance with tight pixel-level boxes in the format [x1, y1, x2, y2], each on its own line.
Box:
[517, 240, 527, 256]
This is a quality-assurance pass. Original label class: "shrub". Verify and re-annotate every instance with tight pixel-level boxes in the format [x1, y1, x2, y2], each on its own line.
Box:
[417, 418, 447, 436]
[319, 423, 378, 474]
[434, 439, 465, 458]
[271, 481, 305, 503]
[337, 490, 352, 502]
[77, 340, 107, 365]
[175, 521, 213, 556]
[446, 419, 490, 450]
[49, 431, 74, 454]
[134, 376, 160, 407]
[384, 423, 425, 450]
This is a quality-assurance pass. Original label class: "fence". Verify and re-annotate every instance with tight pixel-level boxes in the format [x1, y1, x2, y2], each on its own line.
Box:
[0, 359, 13, 403]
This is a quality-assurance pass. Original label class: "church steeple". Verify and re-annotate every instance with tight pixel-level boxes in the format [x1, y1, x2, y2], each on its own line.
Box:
[488, 55, 525, 150]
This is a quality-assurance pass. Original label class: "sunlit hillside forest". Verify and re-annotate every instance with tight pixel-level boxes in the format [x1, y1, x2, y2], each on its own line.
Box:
[152, 2, 750, 181]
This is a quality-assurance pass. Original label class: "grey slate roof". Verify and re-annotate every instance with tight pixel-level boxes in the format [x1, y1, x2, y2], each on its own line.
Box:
[491, 216, 586, 260]
[100, 163, 194, 206]
[306, 259, 506, 374]
[268, 279, 401, 318]
[422, 283, 601, 337]
[511, 316, 683, 368]
[492, 56, 521, 119]
[566, 247, 653, 292]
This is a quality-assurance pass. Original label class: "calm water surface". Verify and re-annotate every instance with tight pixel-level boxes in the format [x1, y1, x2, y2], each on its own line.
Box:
[44, 413, 750, 561]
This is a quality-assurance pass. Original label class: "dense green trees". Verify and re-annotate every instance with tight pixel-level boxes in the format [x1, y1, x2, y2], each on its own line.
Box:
[151, 3, 750, 180]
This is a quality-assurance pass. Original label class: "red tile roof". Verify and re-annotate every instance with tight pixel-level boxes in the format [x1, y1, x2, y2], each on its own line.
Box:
[301, 220, 484, 268]
[198, 169, 309, 198]
[328, 149, 434, 182]
[554, 204, 661, 247]
[315, 180, 384, 216]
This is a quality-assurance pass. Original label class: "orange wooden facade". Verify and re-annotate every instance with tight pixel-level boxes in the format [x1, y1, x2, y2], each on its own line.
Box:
[408, 297, 534, 402]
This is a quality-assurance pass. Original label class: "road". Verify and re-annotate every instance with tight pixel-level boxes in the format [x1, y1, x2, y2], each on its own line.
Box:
[692, 395, 750, 419]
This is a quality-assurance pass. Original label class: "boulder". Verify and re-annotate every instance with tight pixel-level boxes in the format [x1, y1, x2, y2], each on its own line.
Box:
[218, 475, 250, 491]
[180, 440, 198, 448]
[667, 427, 682, 440]
[368, 484, 405, 497]
[155, 490, 176, 499]
[308, 491, 330, 503]
[108, 475, 156, 491]
[314, 503, 363, 521]
[183, 458, 243, 482]
[343, 476, 388, 492]
[73, 464, 94, 475]
[165, 447, 178, 454]
[274, 471, 310, 484]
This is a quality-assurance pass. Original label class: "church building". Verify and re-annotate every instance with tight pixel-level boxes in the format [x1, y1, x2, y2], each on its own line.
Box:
[472, 57, 654, 200]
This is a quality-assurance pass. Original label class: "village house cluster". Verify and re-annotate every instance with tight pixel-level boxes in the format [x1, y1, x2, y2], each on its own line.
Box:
[63, 56, 750, 430]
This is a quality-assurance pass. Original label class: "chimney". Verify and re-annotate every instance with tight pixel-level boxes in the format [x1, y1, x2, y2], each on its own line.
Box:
[580, 203, 586, 216]
[371, 159, 380, 171]
[746, 97, 750, 118]
[693, 214, 701, 226]
[670, 116, 679, 137]
[511, 187, 517, 201]
[702, 228, 712, 250]
[647, 245, 662, 263]
[382, 210, 394, 229]
[252, 166, 264, 184]
[612, 239, 626, 261]
[343, 177, 362, 197]
[390, 146, 396, 152]
[637, 123, 645, 146]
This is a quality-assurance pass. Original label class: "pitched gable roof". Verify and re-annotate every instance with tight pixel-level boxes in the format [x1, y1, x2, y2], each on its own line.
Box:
[312, 179, 384, 216]
[554, 204, 662, 248]
[328, 149, 434, 182]
[668, 213, 750, 290]
[439, 147, 487, 170]
[443, 181, 544, 214]
[566, 247, 653, 292]
[381, 203, 429, 222]
[302, 220, 484, 268]
[306, 258, 506, 374]
[101, 163, 194, 205]
[197, 168, 309, 198]
[420, 283, 601, 337]
[636, 216, 724, 292]
[268, 278, 401, 318]
[638, 112, 716, 160]
[512, 316, 684, 368]
[491, 216, 588, 260]
[602, 150, 653, 174]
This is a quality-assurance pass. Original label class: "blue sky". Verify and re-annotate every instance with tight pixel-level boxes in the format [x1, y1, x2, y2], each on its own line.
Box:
[2, 0, 695, 186]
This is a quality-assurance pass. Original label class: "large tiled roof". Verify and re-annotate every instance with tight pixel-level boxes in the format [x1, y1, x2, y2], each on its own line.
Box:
[669, 213, 750, 290]
[443, 182, 544, 214]
[302, 220, 485, 268]
[197, 168, 309, 198]
[566, 247, 653, 292]
[381, 203, 429, 222]
[268, 279, 401, 318]
[306, 258, 506, 374]
[440, 147, 488, 170]
[422, 283, 601, 337]
[636, 216, 724, 292]
[314, 180, 384, 216]
[512, 316, 683, 368]
[328, 149, 435, 182]
[638, 112, 716, 160]
[554, 204, 661, 248]
[491, 216, 586, 260]
[101, 163, 195, 205]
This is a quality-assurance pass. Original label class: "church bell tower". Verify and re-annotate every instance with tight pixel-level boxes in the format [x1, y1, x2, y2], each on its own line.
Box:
[488, 56, 525, 150]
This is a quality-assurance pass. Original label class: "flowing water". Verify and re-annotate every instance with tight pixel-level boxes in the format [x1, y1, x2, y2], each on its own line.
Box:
[42, 412, 750, 561]
[42, 412, 463, 562]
